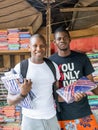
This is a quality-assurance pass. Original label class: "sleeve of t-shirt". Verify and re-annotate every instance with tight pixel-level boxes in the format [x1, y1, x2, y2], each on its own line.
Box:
[14, 63, 21, 74]
[52, 61, 60, 81]
[83, 54, 94, 76]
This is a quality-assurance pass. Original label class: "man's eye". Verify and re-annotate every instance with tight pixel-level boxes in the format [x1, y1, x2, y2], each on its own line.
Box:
[56, 36, 68, 41]
[33, 45, 37, 47]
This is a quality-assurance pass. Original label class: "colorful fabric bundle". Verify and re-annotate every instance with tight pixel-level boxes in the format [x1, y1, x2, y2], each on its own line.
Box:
[0, 30, 8, 50]
[8, 44, 20, 50]
[19, 34, 31, 38]
[86, 52, 98, 122]
[7, 30, 20, 50]
[56, 76, 97, 103]
[0, 43, 8, 50]
[7, 28, 19, 33]
[19, 32, 31, 49]
[1, 70, 35, 109]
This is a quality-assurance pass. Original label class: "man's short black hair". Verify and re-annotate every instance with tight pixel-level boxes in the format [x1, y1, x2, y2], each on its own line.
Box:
[30, 34, 46, 45]
[54, 26, 70, 39]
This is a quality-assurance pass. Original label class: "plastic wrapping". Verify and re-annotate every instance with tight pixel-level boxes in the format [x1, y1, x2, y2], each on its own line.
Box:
[1, 69, 35, 108]
[56, 77, 97, 103]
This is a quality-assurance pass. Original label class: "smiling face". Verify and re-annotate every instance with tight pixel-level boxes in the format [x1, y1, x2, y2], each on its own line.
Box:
[29, 34, 47, 63]
[54, 31, 71, 51]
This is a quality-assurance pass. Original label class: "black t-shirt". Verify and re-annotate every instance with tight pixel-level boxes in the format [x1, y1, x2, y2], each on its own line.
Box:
[49, 51, 94, 120]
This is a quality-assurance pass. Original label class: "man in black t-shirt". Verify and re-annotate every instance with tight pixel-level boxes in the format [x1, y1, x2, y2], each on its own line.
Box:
[49, 27, 98, 130]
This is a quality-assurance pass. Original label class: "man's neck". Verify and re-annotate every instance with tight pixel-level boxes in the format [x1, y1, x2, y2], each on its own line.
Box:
[58, 50, 71, 57]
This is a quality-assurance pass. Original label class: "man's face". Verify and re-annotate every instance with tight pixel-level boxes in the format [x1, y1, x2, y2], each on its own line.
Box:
[29, 37, 46, 59]
[54, 31, 71, 51]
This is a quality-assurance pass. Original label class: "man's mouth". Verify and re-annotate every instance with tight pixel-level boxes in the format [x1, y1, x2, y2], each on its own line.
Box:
[35, 52, 44, 56]
[60, 43, 66, 48]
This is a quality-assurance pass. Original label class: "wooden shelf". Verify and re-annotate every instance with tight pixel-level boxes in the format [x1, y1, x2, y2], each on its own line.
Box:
[0, 49, 31, 68]
[0, 49, 30, 54]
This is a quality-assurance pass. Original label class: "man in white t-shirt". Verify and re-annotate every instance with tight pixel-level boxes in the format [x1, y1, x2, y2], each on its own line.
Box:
[7, 34, 60, 130]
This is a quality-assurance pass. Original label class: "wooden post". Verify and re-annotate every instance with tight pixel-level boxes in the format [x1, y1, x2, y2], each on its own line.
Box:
[46, 1, 51, 57]
[3, 55, 10, 68]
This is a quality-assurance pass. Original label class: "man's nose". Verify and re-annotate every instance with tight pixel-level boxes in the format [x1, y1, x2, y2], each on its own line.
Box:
[60, 38, 65, 42]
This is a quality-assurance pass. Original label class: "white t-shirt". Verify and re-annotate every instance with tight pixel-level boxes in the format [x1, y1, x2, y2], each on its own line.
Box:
[14, 58, 60, 119]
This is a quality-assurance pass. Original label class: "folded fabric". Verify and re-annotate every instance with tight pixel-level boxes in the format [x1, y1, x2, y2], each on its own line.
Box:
[8, 37, 19, 41]
[0, 46, 8, 50]
[19, 38, 30, 44]
[1, 70, 36, 109]
[88, 95, 98, 99]
[88, 100, 98, 106]
[20, 44, 29, 49]
[7, 28, 19, 33]
[19, 34, 31, 38]
[56, 76, 97, 103]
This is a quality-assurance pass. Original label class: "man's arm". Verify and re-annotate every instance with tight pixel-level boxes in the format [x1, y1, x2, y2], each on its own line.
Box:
[87, 74, 98, 95]
[7, 79, 32, 105]
[7, 93, 26, 105]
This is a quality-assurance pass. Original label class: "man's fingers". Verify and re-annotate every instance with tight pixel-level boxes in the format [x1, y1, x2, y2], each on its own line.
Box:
[74, 92, 86, 102]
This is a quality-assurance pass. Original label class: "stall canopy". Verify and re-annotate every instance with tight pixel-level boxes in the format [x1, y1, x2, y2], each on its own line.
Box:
[27, 0, 98, 32]
[0, 0, 98, 33]
[0, 0, 42, 33]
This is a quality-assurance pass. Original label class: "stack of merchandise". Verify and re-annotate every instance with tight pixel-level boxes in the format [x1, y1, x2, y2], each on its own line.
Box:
[86, 52, 98, 122]
[0, 125, 20, 130]
[1, 69, 35, 109]
[0, 69, 8, 107]
[0, 28, 31, 51]
[0, 30, 8, 50]
[56, 76, 97, 104]
[0, 69, 21, 130]
[0, 106, 21, 130]
[19, 29, 31, 49]
[88, 94, 98, 122]
[7, 28, 20, 50]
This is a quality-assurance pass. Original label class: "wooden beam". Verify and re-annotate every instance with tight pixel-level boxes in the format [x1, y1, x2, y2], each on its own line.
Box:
[60, 6, 98, 12]
[49, 26, 98, 40]
[38, 26, 98, 40]
[70, 26, 98, 39]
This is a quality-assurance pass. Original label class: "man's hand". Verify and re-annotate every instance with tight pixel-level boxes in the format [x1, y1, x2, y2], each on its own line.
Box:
[74, 92, 86, 102]
[17, 79, 32, 97]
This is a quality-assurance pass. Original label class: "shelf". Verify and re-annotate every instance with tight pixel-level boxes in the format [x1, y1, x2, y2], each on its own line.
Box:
[0, 49, 30, 54]
[0, 50, 31, 68]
